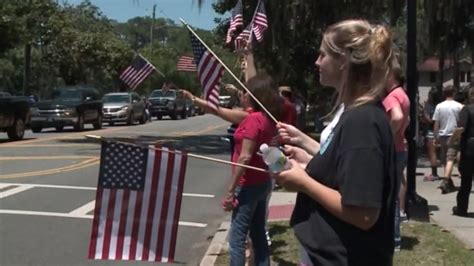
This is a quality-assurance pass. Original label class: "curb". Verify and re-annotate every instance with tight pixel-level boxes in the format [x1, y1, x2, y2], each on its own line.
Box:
[199, 221, 231, 266]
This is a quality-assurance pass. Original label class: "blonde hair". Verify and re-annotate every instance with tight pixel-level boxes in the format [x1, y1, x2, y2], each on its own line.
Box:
[322, 19, 394, 112]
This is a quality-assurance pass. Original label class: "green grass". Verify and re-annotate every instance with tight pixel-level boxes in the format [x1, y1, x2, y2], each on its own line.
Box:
[215, 221, 474, 265]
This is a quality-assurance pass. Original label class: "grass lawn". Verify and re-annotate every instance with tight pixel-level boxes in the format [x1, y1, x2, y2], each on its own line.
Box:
[215, 221, 474, 265]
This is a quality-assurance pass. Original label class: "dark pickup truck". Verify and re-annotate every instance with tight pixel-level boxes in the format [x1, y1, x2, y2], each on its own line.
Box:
[0, 92, 30, 140]
[148, 89, 187, 120]
[30, 86, 103, 132]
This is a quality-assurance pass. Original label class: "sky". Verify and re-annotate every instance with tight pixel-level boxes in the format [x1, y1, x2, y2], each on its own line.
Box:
[63, 0, 227, 30]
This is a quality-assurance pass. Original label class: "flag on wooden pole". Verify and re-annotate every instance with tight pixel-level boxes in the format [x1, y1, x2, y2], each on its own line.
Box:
[88, 141, 187, 263]
[252, 1, 268, 42]
[119, 56, 155, 90]
[189, 34, 224, 110]
[225, 0, 244, 43]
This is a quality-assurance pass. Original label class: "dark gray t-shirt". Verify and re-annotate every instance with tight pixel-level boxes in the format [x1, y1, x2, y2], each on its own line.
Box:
[291, 102, 397, 266]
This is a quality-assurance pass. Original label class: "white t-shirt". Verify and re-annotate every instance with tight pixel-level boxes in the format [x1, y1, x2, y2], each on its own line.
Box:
[320, 104, 345, 146]
[432, 100, 463, 136]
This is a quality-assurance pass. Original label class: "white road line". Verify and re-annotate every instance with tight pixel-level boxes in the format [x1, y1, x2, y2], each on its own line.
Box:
[69, 200, 96, 215]
[0, 183, 214, 198]
[0, 209, 207, 228]
[0, 185, 33, 199]
[0, 183, 12, 189]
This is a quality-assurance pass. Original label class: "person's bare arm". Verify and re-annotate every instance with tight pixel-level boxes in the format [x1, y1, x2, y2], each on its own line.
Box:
[388, 105, 404, 135]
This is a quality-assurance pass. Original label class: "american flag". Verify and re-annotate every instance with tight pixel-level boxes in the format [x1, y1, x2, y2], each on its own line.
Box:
[234, 24, 252, 50]
[225, 0, 244, 43]
[176, 55, 197, 72]
[119, 56, 155, 90]
[252, 1, 268, 42]
[189, 34, 224, 110]
[88, 141, 187, 263]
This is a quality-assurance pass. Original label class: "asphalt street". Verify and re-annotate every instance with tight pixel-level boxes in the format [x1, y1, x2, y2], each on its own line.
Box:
[0, 114, 233, 265]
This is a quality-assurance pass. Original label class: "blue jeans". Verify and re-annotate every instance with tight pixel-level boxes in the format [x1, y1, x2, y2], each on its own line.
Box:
[394, 151, 407, 249]
[229, 180, 272, 266]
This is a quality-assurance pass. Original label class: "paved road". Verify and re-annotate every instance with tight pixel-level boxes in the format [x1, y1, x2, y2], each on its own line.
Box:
[0, 115, 233, 265]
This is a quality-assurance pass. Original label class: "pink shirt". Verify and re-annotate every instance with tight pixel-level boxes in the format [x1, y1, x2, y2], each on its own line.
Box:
[233, 112, 276, 186]
[383, 87, 410, 152]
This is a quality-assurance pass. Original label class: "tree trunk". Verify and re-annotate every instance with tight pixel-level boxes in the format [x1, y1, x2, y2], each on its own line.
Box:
[453, 47, 460, 89]
[23, 43, 32, 96]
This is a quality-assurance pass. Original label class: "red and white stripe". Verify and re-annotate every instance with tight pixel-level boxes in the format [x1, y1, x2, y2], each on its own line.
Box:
[88, 146, 187, 262]
[197, 51, 224, 110]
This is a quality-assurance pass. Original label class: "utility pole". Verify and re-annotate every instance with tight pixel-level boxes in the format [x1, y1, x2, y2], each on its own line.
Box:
[406, 0, 429, 222]
[150, 4, 156, 58]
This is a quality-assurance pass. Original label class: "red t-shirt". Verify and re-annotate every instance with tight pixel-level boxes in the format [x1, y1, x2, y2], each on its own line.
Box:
[383, 86, 410, 152]
[281, 98, 297, 125]
[233, 111, 276, 186]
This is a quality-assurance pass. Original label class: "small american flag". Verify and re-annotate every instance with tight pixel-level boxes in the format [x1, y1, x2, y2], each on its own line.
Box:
[252, 1, 268, 42]
[225, 0, 244, 43]
[189, 34, 224, 110]
[176, 55, 197, 72]
[88, 141, 187, 263]
[234, 24, 252, 50]
[119, 56, 155, 90]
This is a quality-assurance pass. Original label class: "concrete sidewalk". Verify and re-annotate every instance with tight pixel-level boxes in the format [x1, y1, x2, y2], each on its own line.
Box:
[415, 166, 474, 249]
[200, 162, 473, 265]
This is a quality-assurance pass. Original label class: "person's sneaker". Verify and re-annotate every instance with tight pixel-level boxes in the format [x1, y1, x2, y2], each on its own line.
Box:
[439, 179, 456, 194]
[265, 230, 272, 247]
[394, 237, 401, 252]
[400, 212, 408, 223]
[424, 174, 440, 181]
[452, 206, 468, 217]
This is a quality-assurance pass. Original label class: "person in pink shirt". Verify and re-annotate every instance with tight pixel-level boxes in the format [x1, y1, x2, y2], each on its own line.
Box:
[382, 54, 410, 251]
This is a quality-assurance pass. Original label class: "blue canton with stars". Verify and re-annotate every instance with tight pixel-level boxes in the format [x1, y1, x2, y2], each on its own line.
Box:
[98, 141, 148, 191]
[190, 34, 207, 64]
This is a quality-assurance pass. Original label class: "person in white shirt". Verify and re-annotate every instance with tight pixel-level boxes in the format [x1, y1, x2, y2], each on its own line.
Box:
[432, 85, 464, 194]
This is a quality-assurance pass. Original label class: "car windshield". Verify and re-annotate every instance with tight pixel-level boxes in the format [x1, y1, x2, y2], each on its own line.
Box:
[150, 90, 176, 98]
[102, 95, 129, 103]
[53, 89, 83, 100]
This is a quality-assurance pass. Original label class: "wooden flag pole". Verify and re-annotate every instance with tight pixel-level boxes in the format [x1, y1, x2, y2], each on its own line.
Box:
[138, 53, 166, 78]
[179, 18, 279, 124]
[85, 135, 268, 173]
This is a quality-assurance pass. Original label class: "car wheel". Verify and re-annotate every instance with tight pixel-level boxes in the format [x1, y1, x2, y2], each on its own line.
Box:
[126, 112, 134, 125]
[181, 108, 187, 119]
[7, 118, 25, 140]
[93, 114, 102, 129]
[31, 126, 42, 133]
[156, 115, 162, 120]
[108, 121, 114, 126]
[74, 114, 84, 131]
[55, 126, 64, 132]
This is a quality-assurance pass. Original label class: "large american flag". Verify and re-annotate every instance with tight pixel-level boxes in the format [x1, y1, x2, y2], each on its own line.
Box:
[176, 55, 197, 72]
[189, 34, 224, 110]
[88, 141, 187, 263]
[234, 24, 252, 50]
[252, 1, 268, 42]
[119, 56, 155, 90]
[225, 0, 244, 44]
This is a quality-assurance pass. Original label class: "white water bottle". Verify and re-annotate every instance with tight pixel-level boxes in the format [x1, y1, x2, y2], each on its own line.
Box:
[259, 143, 290, 173]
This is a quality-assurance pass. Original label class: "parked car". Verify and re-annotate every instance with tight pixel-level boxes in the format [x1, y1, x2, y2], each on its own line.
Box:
[102, 92, 147, 126]
[148, 89, 187, 120]
[30, 86, 103, 132]
[0, 93, 30, 140]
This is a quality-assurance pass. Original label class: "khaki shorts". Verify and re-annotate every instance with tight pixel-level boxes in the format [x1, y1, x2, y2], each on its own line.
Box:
[438, 136, 459, 163]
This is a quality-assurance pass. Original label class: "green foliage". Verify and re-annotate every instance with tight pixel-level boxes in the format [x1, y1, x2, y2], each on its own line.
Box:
[0, 0, 236, 98]
[213, 0, 404, 106]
